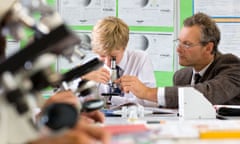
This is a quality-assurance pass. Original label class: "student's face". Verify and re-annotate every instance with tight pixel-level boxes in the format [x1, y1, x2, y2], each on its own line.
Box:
[176, 25, 213, 71]
[97, 48, 124, 67]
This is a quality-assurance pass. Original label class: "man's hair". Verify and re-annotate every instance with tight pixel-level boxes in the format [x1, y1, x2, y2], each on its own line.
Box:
[91, 16, 129, 55]
[183, 12, 220, 55]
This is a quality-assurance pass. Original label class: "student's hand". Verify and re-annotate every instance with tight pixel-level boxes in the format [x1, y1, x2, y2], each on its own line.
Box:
[41, 90, 105, 123]
[73, 118, 111, 144]
[81, 110, 105, 123]
[29, 118, 111, 144]
[42, 90, 80, 110]
[117, 75, 149, 99]
[82, 67, 110, 84]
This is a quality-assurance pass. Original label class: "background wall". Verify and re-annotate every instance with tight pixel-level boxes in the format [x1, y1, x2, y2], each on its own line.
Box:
[55, 0, 179, 87]
[6, 0, 240, 94]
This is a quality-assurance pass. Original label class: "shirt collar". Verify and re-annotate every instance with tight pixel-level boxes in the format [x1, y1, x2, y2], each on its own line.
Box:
[118, 49, 128, 70]
[192, 60, 213, 76]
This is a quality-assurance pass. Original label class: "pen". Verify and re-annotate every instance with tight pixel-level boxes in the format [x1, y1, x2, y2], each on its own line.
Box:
[146, 120, 165, 124]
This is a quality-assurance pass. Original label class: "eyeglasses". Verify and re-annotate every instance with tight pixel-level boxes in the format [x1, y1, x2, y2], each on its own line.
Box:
[174, 39, 203, 49]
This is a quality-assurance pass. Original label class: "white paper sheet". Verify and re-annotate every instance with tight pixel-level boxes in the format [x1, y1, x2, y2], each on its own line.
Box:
[194, 0, 240, 17]
[127, 32, 174, 71]
[58, 0, 116, 25]
[118, 0, 174, 26]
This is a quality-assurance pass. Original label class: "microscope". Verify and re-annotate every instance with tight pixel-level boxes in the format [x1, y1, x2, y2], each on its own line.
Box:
[101, 56, 123, 105]
[56, 58, 105, 112]
[0, 0, 104, 143]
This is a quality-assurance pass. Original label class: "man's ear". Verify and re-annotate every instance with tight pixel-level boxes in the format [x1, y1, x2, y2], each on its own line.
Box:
[205, 42, 214, 54]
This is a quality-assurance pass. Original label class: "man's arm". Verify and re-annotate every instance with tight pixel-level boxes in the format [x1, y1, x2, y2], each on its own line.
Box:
[118, 75, 158, 102]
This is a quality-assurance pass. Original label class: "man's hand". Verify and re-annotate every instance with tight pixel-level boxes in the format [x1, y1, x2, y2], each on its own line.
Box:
[117, 75, 148, 99]
[117, 75, 158, 102]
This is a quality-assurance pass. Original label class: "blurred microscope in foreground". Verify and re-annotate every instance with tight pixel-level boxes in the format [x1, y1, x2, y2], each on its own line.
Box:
[0, 0, 103, 143]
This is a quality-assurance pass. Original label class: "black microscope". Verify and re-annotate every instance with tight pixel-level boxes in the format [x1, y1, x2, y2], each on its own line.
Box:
[101, 56, 123, 105]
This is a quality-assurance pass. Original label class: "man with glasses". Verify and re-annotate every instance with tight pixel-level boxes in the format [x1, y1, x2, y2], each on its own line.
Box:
[118, 12, 240, 108]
